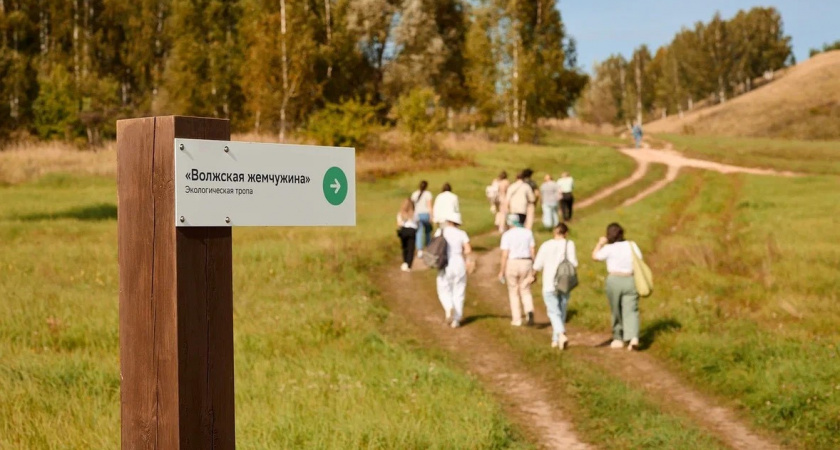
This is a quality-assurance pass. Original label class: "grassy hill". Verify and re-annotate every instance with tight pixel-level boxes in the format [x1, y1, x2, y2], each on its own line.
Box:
[646, 50, 840, 140]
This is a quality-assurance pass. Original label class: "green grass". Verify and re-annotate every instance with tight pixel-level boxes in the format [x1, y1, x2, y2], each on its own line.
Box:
[661, 134, 840, 175]
[564, 162, 840, 448]
[0, 142, 632, 448]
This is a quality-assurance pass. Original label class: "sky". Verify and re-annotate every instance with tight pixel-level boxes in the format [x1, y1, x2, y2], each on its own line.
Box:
[561, 0, 840, 73]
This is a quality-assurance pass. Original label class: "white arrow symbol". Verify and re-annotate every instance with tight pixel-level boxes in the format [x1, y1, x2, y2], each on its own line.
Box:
[330, 179, 341, 194]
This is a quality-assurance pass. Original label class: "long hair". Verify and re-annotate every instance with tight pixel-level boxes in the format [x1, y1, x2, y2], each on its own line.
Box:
[606, 222, 625, 244]
[399, 197, 415, 222]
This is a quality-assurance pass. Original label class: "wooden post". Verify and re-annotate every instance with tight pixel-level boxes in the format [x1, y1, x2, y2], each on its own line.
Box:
[117, 116, 235, 449]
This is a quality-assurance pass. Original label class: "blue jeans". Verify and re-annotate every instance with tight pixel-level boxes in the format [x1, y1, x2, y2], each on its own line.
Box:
[416, 213, 432, 250]
[541, 204, 558, 229]
[542, 290, 570, 342]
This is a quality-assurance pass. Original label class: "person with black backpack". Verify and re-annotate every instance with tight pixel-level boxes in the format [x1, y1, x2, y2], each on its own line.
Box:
[432, 213, 471, 329]
[533, 223, 578, 350]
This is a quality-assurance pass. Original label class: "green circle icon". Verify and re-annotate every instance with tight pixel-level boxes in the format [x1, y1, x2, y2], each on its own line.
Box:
[323, 166, 348, 206]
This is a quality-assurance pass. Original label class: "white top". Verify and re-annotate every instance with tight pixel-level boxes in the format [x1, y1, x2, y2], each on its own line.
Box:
[397, 213, 417, 229]
[442, 226, 470, 273]
[500, 227, 535, 260]
[594, 241, 643, 274]
[533, 239, 578, 292]
[411, 190, 433, 214]
[557, 176, 574, 193]
[540, 181, 559, 206]
[433, 191, 460, 224]
[506, 180, 536, 214]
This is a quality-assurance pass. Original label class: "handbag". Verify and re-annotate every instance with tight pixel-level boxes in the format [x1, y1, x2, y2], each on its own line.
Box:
[629, 241, 653, 297]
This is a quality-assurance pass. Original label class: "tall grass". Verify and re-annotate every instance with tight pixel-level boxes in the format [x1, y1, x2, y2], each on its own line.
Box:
[0, 139, 632, 448]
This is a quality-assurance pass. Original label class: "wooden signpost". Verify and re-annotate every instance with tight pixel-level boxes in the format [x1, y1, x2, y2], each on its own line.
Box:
[117, 116, 355, 449]
[118, 116, 235, 450]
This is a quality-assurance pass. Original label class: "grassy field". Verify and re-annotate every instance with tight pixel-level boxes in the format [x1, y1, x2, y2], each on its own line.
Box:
[0, 140, 633, 448]
[662, 134, 840, 175]
[561, 150, 840, 447]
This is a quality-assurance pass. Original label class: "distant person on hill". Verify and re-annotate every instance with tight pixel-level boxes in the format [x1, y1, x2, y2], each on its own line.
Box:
[411, 180, 433, 257]
[433, 183, 460, 228]
[489, 171, 510, 233]
[396, 197, 418, 272]
[591, 222, 643, 351]
[436, 213, 472, 329]
[522, 168, 539, 229]
[533, 223, 578, 349]
[505, 172, 536, 230]
[498, 214, 536, 327]
[539, 174, 560, 229]
[557, 171, 574, 221]
[631, 122, 643, 149]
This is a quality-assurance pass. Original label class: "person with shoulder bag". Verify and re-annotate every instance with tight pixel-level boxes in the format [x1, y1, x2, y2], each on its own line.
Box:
[533, 223, 578, 350]
[592, 222, 648, 351]
[436, 213, 471, 329]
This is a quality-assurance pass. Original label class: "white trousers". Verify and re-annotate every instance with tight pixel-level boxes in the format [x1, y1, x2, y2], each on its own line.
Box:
[436, 265, 467, 321]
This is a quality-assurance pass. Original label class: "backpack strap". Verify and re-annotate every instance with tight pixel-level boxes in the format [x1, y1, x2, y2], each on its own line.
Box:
[561, 240, 568, 263]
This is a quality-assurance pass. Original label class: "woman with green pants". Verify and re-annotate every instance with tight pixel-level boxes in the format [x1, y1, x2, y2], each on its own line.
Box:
[592, 223, 643, 351]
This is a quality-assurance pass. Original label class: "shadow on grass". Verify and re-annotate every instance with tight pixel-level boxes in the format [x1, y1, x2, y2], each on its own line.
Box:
[639, 317, 682, 350]
[16, 203, 117, 222]
[460, 313, 509, 327]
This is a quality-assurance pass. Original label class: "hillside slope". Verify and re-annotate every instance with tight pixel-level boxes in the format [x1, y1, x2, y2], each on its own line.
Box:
[646, 50, 840, 140]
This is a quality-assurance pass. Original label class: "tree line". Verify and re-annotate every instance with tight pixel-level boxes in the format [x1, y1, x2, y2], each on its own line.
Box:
[0, 0, 586, 147]
[577, 7, 793, 127]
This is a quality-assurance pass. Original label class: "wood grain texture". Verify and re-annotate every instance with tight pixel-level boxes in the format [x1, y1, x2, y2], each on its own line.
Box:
[119, 116, 234, 450]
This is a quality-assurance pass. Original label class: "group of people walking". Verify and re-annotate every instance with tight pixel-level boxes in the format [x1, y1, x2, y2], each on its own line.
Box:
[487, 169, 575, 233]
[396, 178, 645, 351]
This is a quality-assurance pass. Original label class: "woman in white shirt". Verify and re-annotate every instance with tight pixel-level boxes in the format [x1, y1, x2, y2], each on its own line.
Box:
[437, 213, 471, 329]
[557, 172, 574, 221]
[591, 222, 643, 351]
[410, 180, 434, 256]
[396, 197, 418, 272]
[533, 223, 578, 349]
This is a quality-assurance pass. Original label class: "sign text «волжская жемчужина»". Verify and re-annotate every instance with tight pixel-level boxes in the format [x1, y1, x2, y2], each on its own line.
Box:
[174, 139, 355, 227]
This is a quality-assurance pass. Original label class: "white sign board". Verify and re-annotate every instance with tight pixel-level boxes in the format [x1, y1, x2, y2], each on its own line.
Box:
[174, 139, 355, 227]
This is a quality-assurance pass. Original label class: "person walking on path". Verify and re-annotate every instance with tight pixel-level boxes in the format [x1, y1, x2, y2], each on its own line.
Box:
[411, 181, 433, 257]
[433, 183, 460, 227]
[539, 174, 560, 229]
[631, 122, 643, 149]
[493, 171, 510, 233]
[396, 198, 418, 272]
[505, 172, 536, 230]
[498, 214, 536, 327]
[522, 168, 539, 229]
[557, 171, 574, 221]
[533, 223, 578, 349]
[436, 213, 471, 329]
[591, 222, 643, 351]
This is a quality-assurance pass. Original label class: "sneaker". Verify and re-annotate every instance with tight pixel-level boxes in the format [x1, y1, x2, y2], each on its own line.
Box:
[610, 339, 624, 349]
[450, 320, 460, 329]
[550, 341, 559, 348]
[400, 262, 409, 272]
[526, 311, 535, 326]
[511, 320, 523, 327]
[417, 250, 423, 258]
[627, 338, 639, 351]
[558, 334, 569, 350]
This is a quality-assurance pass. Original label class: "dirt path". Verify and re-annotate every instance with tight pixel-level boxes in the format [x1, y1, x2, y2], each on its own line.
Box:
[475, 246, 780, 450]
[379, 262, 592, 449]
[579, 142, 797, 209]
[376, 142, 790, 448]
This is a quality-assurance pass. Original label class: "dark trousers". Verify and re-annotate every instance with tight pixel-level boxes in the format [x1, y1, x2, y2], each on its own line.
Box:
[399, 228, 417, 267]
[560, 193, 574, 221]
